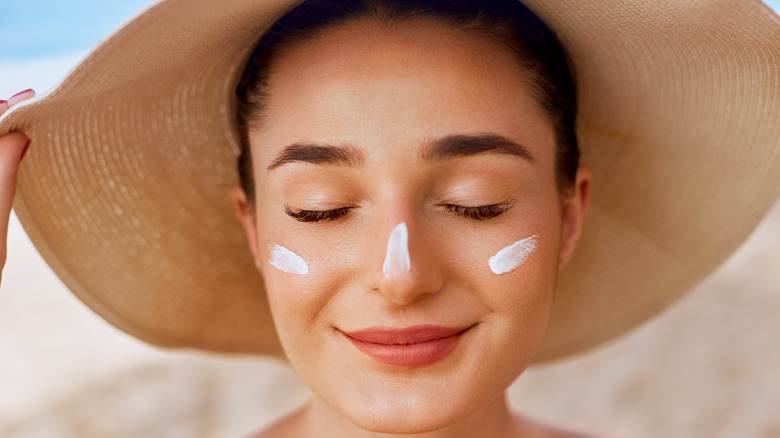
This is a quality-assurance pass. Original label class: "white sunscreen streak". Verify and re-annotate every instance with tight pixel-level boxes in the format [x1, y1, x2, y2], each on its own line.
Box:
[382, 222, 411, 277]
[489, 235, 539, 275]
[269, 245, 309, 275]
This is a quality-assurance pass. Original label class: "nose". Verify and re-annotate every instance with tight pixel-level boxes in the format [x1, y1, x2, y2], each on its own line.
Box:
[369, 221, 445, 305]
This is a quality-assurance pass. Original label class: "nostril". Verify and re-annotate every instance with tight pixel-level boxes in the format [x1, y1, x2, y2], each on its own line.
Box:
[382, 222, 411, 277]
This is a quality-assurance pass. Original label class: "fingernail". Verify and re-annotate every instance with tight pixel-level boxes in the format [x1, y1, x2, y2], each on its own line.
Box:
[0, 100, 7, 111]
[10, 89, 35, 99]
[20, 140, 30, 161]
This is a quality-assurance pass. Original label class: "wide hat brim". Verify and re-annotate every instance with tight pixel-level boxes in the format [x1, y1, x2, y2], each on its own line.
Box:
[1, 0, 779, 363]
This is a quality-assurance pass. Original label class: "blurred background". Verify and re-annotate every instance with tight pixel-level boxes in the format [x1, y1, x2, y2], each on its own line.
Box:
[2, 1, 780, 437]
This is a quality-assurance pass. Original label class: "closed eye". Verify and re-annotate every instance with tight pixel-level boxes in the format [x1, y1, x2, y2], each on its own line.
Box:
[284, 206, 354, 222]
[285, 204, 511, 222]
[444, 204, 512, 220]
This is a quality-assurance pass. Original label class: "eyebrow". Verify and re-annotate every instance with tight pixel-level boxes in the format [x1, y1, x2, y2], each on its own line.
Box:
[268, 143, 364, 170]
[421, 134, 536, 164]
[267, 134, 535, 170]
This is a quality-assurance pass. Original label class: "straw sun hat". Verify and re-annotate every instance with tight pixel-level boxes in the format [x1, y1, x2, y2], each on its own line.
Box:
[1, 0, 779, 363]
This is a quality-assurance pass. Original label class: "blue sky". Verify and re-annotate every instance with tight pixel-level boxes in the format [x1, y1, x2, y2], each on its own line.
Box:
[1, 0, 779, 97]
[0, 0, 157, 59]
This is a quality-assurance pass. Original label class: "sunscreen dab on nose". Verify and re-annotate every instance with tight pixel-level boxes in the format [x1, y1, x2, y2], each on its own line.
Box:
[382, 222, 411, 277]
[489, 235, 539, 275]
[269, 244, 309, 275]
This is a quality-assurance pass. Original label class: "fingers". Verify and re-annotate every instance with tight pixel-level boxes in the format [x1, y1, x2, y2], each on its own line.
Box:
[0, 89, 36, 285]
[0, 132, 29, 208]
[0, 89, 35, 119]
[0, 132, 29, 285]
[6, 89, 35, 108]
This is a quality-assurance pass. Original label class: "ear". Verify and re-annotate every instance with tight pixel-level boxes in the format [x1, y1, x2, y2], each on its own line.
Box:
[230, 185, 263, 271]
[558, 166, 592, 271]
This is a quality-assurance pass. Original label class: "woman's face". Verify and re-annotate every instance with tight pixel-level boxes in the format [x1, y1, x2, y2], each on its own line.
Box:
[234, 18, 589, 433]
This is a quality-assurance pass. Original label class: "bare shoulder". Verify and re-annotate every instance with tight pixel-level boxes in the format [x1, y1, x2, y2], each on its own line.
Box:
[513, 413, 607, 438]
[553, 430, 603, 438]
[248, 409, 307, 438]
[537, 425, 605, 438]
[547, 426, 604, 438]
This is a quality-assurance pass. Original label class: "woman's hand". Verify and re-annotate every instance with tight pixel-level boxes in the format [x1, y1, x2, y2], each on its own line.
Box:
[0, 89, 35, 286]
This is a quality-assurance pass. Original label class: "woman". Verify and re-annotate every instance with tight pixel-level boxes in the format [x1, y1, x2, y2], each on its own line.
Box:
[1, 0, 779, 436]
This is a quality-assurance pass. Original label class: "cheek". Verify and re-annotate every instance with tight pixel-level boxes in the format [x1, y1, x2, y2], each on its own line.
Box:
[463, 233, 558, 318]
[483, 238, 559, 370]
[440, 216, 561, 351]
[257, 224, 365, 353]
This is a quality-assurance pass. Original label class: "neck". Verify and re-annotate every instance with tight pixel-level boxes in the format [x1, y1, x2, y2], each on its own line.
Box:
[292, 392, 524, 438]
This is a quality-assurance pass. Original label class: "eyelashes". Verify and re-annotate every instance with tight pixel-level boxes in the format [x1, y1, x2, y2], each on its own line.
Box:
[284, 206, 354, 222]
[285, 203, 511, 223]
[442, 204, 511, 220]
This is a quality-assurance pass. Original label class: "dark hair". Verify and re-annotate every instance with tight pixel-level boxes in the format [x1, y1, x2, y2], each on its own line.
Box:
[236, 0, 578, 205]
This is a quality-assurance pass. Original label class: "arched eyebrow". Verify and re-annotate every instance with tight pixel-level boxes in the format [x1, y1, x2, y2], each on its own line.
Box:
[421, 134, 536, 163]
[267, 134, 535, 170]
[268, 143, 365, 170]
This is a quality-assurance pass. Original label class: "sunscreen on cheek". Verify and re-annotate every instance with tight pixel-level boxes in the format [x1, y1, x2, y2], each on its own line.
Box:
[269, 244, 309, 275]
[489, 235, 539, 275]
[382, 222, 411, 277]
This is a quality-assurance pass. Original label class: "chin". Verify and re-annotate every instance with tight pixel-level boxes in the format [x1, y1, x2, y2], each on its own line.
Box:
[320, 365, 509, 435]
[341, 395, 474, 434]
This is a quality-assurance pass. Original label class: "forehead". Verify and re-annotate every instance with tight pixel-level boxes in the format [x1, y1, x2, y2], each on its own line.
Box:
[250, 17, 555, 167]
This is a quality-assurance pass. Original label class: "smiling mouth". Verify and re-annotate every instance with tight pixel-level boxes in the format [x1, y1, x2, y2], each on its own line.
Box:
[340, 324, 473, 367]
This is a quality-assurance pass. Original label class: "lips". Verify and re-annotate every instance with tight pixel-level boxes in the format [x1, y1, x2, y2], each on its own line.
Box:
[340, 325, 471, 367]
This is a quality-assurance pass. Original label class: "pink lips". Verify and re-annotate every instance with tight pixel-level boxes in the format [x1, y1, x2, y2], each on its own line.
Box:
[341, 325, 470, 367]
